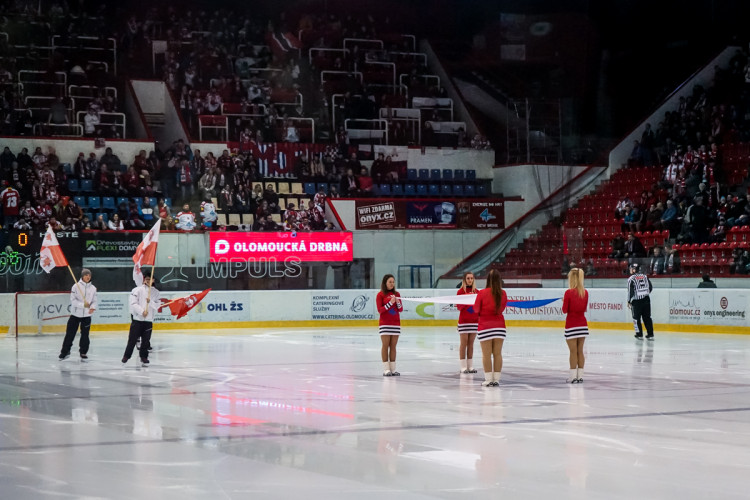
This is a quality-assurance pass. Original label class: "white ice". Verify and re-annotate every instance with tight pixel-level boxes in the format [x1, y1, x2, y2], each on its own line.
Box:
[1, 326, 749, 499]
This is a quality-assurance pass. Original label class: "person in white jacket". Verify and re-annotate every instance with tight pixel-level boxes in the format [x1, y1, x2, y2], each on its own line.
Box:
[122, 274, 161, 366]
[59, 269, 98, 360]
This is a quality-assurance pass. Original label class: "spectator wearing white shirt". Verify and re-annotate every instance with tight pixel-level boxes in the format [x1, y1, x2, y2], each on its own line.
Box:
[107, 213, 124, 230]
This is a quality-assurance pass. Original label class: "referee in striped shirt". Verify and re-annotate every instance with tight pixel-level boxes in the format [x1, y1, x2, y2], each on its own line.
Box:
[627, 263, 654, 339]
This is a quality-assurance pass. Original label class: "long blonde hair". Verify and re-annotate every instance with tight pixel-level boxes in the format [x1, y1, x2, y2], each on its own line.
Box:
[486, 269, 503, 313]
[460, 271, 476, 293]
[568, 268, 585, 298]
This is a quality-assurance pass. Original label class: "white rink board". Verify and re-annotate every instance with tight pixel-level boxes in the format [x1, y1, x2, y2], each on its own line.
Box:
[2, 288, 749, 332]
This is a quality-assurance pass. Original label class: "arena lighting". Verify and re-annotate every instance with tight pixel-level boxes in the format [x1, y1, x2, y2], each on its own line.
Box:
[209, 231, 353, 262]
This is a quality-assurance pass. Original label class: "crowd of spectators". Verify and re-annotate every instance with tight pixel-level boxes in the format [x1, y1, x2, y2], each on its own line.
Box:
[609, 49, 750, 276]
[0, 141, 333, 233]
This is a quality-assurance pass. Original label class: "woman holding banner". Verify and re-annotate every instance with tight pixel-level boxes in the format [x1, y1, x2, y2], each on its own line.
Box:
[474, 269, 508, 387]
[562, 268, 589, 383]
[456, 271, 479, 374]
[376, 274, 402, 376]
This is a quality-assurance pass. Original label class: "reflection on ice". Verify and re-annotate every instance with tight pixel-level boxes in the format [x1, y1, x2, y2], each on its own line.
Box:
[0, 327, 749, 499]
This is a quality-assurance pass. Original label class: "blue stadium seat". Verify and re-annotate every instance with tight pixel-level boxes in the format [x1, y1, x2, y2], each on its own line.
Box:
[379, 183, 391, 196]
[477, 184, 487, 196]
[453, 184, 464, 196]
[372, 184, 381, 196]
[404, 183, 416, 196]
[440, 184, 452, 196]
[87, 196, 101, 210]
[428, 184, 439, 196]
[442, 169, 453, 182]
[418, 169, 429, 181]
[102, 197, 116, 211]
[407, 169, 418, 181]
[464, 184, 475, 197]
[62, 163, 73, 175]
[135, 197, 143, 207]
[73, 196, 86, 208]
[454, 169, 465, 182]
[316, 183, 328, 194]
[80, 179, 93, 192]
[430, 169, 441, 181]
[165, 198, 172, 208]
[466, 170, 476, 181]
[95, 212, 108, 224]
[148, 197, 157, 207]
[67, 179, 80, 192]
[116, 196, 129, 207]
[304, 182, 316, 195]
[391, 183, 403, 196]
[416, 184, 428, 196]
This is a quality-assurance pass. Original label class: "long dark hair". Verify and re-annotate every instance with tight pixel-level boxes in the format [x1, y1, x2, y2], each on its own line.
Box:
[486, 269, 503, 313]
[380, 274, 396, 294]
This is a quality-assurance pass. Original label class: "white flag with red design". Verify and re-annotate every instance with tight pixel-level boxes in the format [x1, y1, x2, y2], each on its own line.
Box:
[132, 218, 161, 286]
[39, 225, 68, 273]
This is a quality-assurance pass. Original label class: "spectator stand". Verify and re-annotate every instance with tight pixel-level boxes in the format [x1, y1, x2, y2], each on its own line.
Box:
[50, 35, 117, 76]
[345, 118, 388, 146]
[379, 107, 421, 144]
[75, 111, 126, 139]
[198, 115, 229, 142]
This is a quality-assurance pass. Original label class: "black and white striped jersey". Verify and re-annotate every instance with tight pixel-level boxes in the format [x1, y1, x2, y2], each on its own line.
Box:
[628, 273, 652, 302]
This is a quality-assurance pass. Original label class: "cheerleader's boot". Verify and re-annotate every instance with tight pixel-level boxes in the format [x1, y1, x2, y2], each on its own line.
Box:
[389, 361, 400, 376]
[567, 369, 578, 383]
[576, 368, 584, 384]
[481, 373, 493, 387]
[383, 361, 392, 377]
[492, 372, 502, 387]
[467, 359, 477, 373]
[460, 359, 468, 374]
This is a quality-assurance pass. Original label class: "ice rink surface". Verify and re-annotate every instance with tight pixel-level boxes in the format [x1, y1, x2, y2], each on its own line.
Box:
[1, 326, 749, 499]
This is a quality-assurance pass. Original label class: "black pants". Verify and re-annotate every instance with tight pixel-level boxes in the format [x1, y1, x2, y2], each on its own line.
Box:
[123, 319, 152, 361]
[61, 316, 91, 356]
[632, 297, 654, 337]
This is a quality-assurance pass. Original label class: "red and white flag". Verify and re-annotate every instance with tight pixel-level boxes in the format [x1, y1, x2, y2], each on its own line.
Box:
[39, 225, 68, 273]
[160, 288, 211, 319]
[133, 218, 161, 286]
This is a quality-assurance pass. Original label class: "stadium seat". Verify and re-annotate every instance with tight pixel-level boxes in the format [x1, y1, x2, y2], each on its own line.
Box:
[442, 169, 453, 182]
[80, 179, 93, 192]
[378, 183, 391, 196]
[304, 182, 316, 195]
[148, 197, 157, 207]
[476, 184, 487, 196]
[428, 184, 439, 196]
[466, 170, 476, 181]
[430, 169, 441, 181]
[67, 179, 80, 192]
[277, 182, 290, 194]
[454, 169, 465, 182]
[391, 184, 403, 196]
[165, 198, 172, 207]
[463, 184, 474, 197]
[291, 182, 304, 195]
[73, 196, 86, 208]
[116, 196, 129, 207]
[102, 197, 116, 211]
[87, 197, 101, 210]
[404, 183, 416, 196]
[407, 169, 418, 181]
[62, 163, 73, 175]
[417, 184, 428, 196]
[440, 184, 452, 196]
[453, 184, 464, 196]
[95, 212, 108, 224]
[316, 183, 328, 194]
[418, 169, 429, 181]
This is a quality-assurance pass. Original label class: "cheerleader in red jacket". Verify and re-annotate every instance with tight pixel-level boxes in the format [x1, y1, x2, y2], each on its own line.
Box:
[456, 271, 479, 374]
[474, 269, 508, 387]
[562, 267, 589, 383]
[376, 274, 403, 376]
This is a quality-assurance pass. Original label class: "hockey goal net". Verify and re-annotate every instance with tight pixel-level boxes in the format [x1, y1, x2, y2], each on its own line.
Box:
[11, 291, 71, 336]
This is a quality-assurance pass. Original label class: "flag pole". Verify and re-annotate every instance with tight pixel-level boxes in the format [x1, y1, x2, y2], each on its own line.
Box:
[66, 265, 87, 306]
